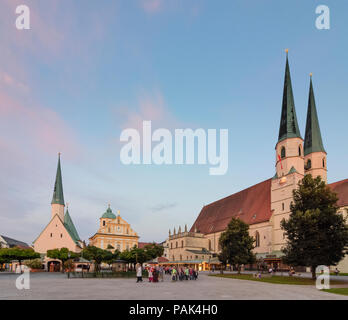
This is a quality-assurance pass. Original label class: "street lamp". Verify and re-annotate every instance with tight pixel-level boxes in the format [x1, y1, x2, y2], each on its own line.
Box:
[68, 252, 71, 279]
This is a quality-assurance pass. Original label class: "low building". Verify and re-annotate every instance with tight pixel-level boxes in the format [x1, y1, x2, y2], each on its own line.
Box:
[89, 206, 139, 251]
[162, 225, 215, 270]
[0, 235, 30, 249]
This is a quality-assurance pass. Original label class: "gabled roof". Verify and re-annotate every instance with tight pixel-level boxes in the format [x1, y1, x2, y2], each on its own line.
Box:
[64, 209, 81, 244]
[304, 76, 326, 155]
[190, 179, 272, 235]
[329, 179, 348, 207]
[0, 235, 30, 249]
[278, 54, 302, 143]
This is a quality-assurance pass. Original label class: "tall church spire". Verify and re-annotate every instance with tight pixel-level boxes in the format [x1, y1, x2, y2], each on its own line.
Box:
[51, 153, 65, 206]
[278, 50, 302, 142]
[304, 75, 325, 155]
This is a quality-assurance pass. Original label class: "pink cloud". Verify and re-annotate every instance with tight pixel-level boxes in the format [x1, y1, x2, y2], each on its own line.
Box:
[115, 90, 180, 133]
[0, 90, 82, 160]
[140, 0, 163, 13]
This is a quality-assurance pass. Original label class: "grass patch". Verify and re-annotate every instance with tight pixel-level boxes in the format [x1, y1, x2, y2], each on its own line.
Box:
[210, 273, 347, 286]
[330, 273, 348, 276]
[322, 288, 348, 296]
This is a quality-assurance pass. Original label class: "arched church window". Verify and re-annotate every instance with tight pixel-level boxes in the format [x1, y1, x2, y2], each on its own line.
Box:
[255, 231, 260, 247]
[281, 147, 286, 159]
[306, 159, 312, 170]
[323, 158, 325, 168]
[282, 203, 285, 211]
[298, 145, 302, 156]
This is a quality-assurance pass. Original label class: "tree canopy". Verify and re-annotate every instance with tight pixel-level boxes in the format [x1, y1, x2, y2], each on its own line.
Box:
[218, 217, 256, 273]
[0, 247, 40, 265]
[281, 174, 348, 279]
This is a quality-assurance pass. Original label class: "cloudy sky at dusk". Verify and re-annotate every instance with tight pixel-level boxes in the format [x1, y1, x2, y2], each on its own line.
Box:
[1, 0, 347, 245]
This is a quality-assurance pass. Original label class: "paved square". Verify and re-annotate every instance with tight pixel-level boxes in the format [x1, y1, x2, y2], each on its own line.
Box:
[1, 272, 347, 300]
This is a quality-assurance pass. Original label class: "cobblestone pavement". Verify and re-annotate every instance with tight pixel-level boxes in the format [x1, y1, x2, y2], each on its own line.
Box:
[0, 272, 347, 300]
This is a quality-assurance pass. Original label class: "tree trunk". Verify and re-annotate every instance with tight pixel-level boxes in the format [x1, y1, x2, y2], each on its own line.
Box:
[311, 266, 317, 280]
[238, 265, 241, 274]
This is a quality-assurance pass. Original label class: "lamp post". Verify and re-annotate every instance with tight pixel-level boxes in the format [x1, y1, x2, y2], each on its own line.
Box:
[68, 252, 71, 279]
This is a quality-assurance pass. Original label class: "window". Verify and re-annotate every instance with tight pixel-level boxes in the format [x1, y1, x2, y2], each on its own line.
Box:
[181, 240, 184, 248]
[255, 231, 260, 248]
[282, 203, 285, 211]
[208, 239, 212, 250]
[298, 145, 302, 156]
[306, 159, 312, 170]
[281, 146, 286, 159]
[117, 244, 121, 251]
[323, 158, 326, 168]
[50, 233, 53, 237]
[176, 241, 178, 248]
[60, 234, 63, 238]
[103, 221, 105, 226]
[171, 243, 173, 249]
[180, 255, 182, 261]
[108, 228, 110, 233]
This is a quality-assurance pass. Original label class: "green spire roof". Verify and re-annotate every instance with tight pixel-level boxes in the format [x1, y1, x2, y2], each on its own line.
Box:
[101, 205, 116, 219]
[304, 76, 326, 156]
[278, 53, 302, 142]
[51, 154, 65, 205]
[64, 208, 81, 244]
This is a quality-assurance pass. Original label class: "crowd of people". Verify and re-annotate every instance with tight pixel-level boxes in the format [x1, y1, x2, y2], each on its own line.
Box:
[135, 264, 199, 283]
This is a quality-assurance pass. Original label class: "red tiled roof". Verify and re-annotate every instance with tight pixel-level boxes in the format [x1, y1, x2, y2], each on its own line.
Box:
[138, 242, 154, 249]
[329, 179, 348, 207]
[190, 179, 272, 235]
[157, 257, 169, 263]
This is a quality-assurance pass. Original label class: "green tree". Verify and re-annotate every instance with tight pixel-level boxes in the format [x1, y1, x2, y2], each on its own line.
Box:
[47, 248, 78, 273]
[0, 248, 40, 272]
[144, 243, 164, 260]
[82, 246, 109, 273]
[281, 174, 348, 279]
[218, 218, 256, 274]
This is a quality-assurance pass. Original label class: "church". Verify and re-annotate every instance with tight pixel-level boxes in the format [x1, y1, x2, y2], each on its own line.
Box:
[166, 52, 348, 272]
[89, 206, 139, 251]
[33, 154, 83, 254]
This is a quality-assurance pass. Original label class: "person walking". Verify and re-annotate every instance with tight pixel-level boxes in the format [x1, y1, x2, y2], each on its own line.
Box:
[159, 266, 164, 282]
[148, 267, 153, 282]
[136, 264, 143, 283]
[171, 266, 177, 281]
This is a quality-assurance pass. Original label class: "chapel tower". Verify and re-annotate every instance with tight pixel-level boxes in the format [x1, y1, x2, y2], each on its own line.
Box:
[51, 153, 65, 221]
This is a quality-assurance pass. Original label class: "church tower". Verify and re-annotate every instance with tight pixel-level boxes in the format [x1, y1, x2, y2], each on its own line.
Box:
[271, 51, 305, 252]
[304, 74, 327, 182]
[275, 51, 304, 178]
[51, 153, 65, 221]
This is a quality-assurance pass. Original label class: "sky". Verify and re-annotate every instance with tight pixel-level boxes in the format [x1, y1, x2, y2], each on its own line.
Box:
[1, 0, 347, 245]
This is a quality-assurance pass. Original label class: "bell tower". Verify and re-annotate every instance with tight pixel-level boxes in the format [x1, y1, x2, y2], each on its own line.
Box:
[51, 153, 65, 221]
[274, 50, 304, 178]
[304, 74, 327, 182]
[271, 50, 305, 252]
